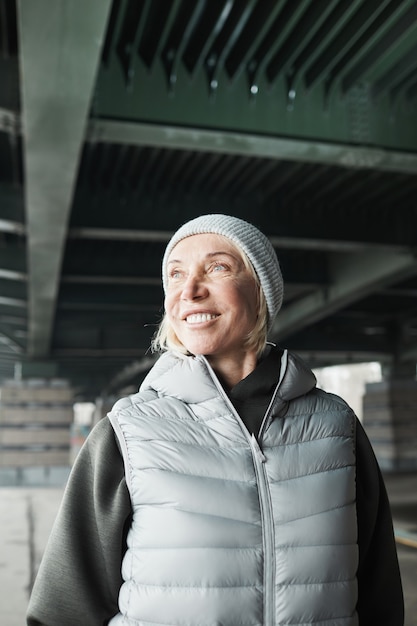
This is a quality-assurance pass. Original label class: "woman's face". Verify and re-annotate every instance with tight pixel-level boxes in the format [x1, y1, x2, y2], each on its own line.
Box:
[164, 233, 259, 362]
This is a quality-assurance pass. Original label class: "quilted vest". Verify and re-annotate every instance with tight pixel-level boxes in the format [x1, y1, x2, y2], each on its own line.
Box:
[108, 349, 358, 625]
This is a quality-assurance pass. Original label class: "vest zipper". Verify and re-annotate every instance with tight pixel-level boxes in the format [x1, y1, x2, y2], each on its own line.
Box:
[258, 348, 288, 441]
[197, 355, 280, 626]
[250, 433, 274, 626]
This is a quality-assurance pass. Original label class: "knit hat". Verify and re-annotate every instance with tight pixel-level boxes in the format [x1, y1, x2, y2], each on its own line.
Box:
[162, 214, 283, 329]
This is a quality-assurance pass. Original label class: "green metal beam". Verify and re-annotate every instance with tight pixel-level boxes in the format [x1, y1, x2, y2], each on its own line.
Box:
[0, 106, 20, 133]
[87, 119, 417, 174]
[0, 323, 24, 352]
[18, 0, 112, 357]
[104, 355, 158, 393]
[0, 218, 25, 236]
[272, 248, 417, 341]
[0, 295, 26, 308]
[67, 224, 408, 254]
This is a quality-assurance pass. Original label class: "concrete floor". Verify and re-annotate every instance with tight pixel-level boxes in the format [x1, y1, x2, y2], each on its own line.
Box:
[0, 487, 63, 626]
[1, 473, 416, 626]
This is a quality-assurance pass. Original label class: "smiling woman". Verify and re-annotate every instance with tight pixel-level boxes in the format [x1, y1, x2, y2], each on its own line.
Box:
[27, 214, 404, 626]
[162, 234, 260, 386]
[154, 233, 269, 372]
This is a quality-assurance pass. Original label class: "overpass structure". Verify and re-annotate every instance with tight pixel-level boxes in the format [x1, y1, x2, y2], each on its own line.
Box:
[1, 0, 417, 402]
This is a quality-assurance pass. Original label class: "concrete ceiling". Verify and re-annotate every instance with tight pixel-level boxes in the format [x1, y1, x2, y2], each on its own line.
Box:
[1, 0, 417, 398]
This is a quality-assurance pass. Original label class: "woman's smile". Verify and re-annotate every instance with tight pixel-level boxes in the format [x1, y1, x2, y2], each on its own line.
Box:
[184, 312, 219, 324]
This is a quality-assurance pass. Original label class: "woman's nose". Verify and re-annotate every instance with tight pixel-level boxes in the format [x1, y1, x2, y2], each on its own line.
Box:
[180, 274, 207, 300]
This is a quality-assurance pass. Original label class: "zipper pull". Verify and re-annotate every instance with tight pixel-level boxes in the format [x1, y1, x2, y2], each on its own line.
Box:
[251, 433, 266, 463]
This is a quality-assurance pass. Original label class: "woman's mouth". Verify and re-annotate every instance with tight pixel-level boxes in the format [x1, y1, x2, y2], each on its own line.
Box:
[185, 313, 218, 324]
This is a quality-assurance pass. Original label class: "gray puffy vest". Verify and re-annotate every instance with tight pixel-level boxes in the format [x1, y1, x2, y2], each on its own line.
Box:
[108, 349, 358, 625]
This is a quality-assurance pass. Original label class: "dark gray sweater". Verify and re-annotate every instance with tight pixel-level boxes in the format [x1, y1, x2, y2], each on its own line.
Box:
[27, 348, 404, 625]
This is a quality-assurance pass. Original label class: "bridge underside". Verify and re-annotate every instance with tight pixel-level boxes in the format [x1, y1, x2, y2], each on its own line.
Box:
[1, 0, 417, 398]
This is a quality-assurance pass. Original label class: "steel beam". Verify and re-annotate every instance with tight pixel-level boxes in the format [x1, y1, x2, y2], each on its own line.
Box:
[0, 218, 25, 236]
[272, 248, 417, 341]
[104, 355, 158, 393]
[67, 225, 408, 254]
[0, 296, 26, 308]
[0, 323, 24, 352]
[0, 106, 20, 134]
[18, 0, 112, 356]
[87, 119, 417, 174]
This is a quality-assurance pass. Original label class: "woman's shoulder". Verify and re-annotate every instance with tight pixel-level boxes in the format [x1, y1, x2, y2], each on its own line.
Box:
[109, 388, 157, 414]
[311, 387, 355, 413]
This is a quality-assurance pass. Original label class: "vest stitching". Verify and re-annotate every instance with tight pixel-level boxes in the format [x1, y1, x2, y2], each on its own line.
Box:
[266, 465, 355, 483]
[275, 501, 355, 524]
[276, 579, 357, 586]
[127, 582, 264, 589]
[135, 466, 257, 484]
[127, 438, 250, 450]
[262, 433, 354, 449]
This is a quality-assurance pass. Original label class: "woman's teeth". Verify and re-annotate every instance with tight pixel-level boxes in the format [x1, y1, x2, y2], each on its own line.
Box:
[186, 313, 217, 324]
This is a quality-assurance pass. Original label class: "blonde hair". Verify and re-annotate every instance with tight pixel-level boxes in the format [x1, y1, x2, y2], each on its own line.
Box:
[151, 240, 268, 357]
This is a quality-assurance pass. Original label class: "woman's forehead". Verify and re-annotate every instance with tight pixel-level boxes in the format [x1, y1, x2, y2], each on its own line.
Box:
[168, 232, 240, 260]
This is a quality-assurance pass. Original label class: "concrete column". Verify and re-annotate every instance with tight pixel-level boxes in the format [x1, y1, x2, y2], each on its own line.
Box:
[0, 371, 74, 485]
[362, 361, 417, 472]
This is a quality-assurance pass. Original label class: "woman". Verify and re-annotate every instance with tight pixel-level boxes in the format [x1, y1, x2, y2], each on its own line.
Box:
[27, 214, 404, 625]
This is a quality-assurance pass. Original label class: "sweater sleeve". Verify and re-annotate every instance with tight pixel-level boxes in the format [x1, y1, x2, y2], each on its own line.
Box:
[355, 419, 404, 625]
[26, 416, 132, 626]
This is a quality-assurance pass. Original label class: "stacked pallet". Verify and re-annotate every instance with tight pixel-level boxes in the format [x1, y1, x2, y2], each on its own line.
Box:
[362, 379, 417, 472]
[0, 379, 73, 468]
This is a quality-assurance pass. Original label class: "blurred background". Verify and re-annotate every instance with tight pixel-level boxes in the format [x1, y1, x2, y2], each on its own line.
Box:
[1, 0, 417, 623]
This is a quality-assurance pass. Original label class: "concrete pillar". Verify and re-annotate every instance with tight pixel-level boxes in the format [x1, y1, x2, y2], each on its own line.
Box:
[0, 372, 74, 486]
[362, 361, 417, 472]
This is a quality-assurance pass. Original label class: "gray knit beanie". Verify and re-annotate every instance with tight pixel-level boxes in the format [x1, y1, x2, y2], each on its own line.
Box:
[162, 214, 283, 329]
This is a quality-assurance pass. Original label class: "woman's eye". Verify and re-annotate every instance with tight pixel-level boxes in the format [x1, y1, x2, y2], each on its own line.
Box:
[213, 263, 227, 272]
